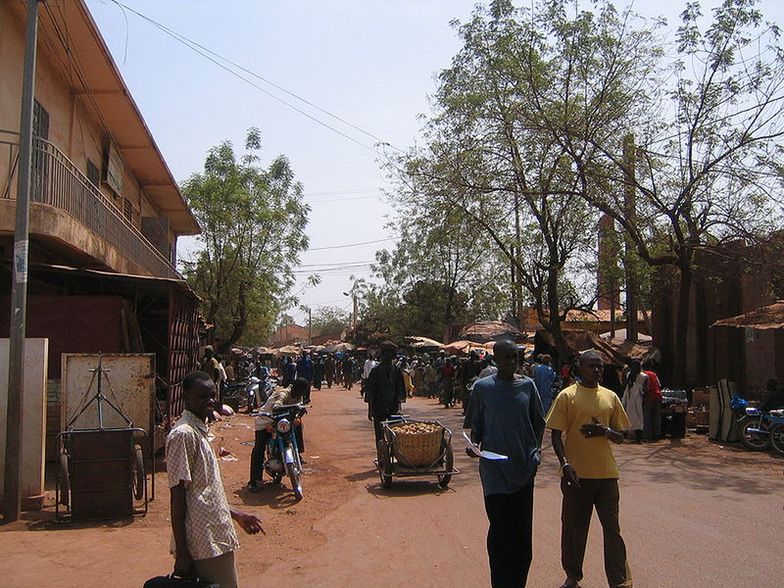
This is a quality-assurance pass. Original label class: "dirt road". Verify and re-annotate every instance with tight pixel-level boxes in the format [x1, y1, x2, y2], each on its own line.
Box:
[1, 384, 782, 587]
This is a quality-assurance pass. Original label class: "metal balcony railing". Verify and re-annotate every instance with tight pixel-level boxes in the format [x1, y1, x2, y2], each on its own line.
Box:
[2, 133, 180, 279]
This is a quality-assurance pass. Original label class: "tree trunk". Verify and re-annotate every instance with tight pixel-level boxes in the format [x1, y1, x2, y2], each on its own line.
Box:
[546, 267, 570, 369]
[673, 264, 693, 386]
[219, 290, 248, 354]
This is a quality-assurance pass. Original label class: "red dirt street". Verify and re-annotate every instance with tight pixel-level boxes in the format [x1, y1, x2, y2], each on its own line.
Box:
[1, 384, 782, 587]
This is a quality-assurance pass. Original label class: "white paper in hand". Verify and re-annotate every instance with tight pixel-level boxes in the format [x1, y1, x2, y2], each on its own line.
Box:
[463, 432, 509, 460]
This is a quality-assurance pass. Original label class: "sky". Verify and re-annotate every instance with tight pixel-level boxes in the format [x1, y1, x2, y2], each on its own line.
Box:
[84, 0, 784, 327]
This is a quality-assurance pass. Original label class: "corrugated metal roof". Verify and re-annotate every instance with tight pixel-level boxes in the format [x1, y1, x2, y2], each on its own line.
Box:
[711, 301, 784, 330]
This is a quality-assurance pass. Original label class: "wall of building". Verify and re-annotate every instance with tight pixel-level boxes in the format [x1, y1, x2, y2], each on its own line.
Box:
[0, 2, 169, 253]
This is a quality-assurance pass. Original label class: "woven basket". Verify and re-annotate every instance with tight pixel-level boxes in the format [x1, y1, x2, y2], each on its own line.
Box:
[388, 420, 444, 467]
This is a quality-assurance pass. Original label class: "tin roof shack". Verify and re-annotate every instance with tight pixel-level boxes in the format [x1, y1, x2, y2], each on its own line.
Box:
[710, 302, 784, 400]
[0, 263, 200, 461]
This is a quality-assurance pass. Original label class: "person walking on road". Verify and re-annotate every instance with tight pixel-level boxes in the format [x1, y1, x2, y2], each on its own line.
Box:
[297, 351, 314, 402]
[364, 341, 406, 448]
[546, 350, 633, 588]
[324, 354, 336, 388]
[642, 365, 663, 440]
[167, 371, 264, 587]
[532, 354, 557, 416]
[464, 339, 545, 588]
[622, 359, 647, 444]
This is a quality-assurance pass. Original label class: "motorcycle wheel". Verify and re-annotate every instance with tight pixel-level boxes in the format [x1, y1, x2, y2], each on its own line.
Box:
[286, 460, 303, 501]
[437, 445, 454, 489]
[738, 416, 771, 450]
[770, 424, 784, 455]
[377, 440, 393, 489]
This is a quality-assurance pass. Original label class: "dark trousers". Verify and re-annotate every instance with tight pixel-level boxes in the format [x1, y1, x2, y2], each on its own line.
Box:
[483, 484, 534, 588]
[249, 426, 305, 482]
[560, 478, 632, 588]
[643, 400, 662, 439]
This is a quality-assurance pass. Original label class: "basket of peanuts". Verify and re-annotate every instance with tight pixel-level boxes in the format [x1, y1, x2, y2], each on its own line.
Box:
[386, 419, 445, 467]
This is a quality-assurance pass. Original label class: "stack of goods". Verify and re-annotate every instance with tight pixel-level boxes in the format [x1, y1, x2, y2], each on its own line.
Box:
[389, 420, 444, 467]
[687, 388, 710, 430]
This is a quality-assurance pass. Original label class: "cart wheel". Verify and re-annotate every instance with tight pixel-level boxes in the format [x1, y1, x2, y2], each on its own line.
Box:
[132, 444, 145, 501]
[438, 445, 454, 489]
[377, 440, 393, 488]
[58, 450, 70, 506]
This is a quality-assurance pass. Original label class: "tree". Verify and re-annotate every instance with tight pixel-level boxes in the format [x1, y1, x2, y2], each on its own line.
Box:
[372, 209, 510, 341]
[545, 0, 784, 383]
[311, 305, 349, 337]
[181, 128, 309, 351]
[389, 0, 631, 364]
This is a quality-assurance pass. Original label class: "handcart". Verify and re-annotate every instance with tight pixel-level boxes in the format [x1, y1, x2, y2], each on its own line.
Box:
[56, 354, 149, 521]
[374, 416, 459, 489]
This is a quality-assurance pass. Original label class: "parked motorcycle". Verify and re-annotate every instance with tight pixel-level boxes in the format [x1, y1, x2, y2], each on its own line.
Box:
[737, 406, 784, 451]
[255, 403, 307, 500]
[245, 374, 276, 413]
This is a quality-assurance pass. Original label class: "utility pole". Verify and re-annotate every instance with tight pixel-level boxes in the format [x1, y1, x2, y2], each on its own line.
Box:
[623, 134, 639, 343]
[4, 0, 40, 524]
[351, 294, 358, 331]
[307, 307, 312, 345]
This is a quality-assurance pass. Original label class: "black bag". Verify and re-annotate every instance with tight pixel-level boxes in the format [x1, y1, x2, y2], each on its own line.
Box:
[143, 575, 219, 588]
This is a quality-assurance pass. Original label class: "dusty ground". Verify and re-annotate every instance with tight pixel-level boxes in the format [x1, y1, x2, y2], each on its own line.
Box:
[1, 384, 783, 587]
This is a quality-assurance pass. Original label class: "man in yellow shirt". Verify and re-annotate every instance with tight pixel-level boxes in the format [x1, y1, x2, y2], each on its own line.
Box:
[546, 350, 632, 588]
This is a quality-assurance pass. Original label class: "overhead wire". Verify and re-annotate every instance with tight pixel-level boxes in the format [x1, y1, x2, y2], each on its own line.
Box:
[306, 237, 399, 251]
[106, 0, 401, 154]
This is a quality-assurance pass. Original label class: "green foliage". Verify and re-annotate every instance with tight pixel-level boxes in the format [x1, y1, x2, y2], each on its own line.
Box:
[181, 128, 309, 350]
[311, 305, 349, 337]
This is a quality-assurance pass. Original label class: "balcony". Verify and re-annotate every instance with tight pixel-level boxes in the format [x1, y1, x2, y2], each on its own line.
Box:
[1, 131, 180, 280]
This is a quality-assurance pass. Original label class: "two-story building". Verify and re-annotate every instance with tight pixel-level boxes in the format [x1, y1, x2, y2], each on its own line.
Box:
[0, 0, 202, 449]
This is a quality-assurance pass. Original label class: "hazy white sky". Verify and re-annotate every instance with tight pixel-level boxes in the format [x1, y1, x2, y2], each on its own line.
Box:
[85, 0, 784, 326]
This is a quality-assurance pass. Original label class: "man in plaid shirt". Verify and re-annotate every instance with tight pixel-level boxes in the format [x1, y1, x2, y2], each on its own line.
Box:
[167, 371, 264, 587]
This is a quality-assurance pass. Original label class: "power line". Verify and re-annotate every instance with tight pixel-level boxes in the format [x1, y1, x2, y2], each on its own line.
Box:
[303, 188, 380, 197]
[107, 0, 402, 153]
[297, 260, 375, 267]
[306, 237, 399, 251]
[308, 195, 382, 204]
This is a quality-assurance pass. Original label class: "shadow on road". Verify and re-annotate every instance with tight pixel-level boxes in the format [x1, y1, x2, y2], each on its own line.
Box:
[620, 441, 782, 496]
[365, 479, 453, 498]
[345, 468, 379, 483]
[232, 483, 301, 509]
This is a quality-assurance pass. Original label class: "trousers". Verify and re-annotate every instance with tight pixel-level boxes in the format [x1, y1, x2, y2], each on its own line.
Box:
[560, 478, 632, 588]
[483, 484, 535, 588]
[193, 551, 238, 588]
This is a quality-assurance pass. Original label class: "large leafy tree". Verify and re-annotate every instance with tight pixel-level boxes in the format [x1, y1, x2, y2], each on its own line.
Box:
[182, 128, 309, 351]
[544, 0, 784, 383]
[371, 209, 510, 341]
[389, 0, 643, 363]
[311, 305, 350, 337]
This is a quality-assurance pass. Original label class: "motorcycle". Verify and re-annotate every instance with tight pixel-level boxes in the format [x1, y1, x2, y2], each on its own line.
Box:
[255, 403, 307, 500]
[737, 406, 784, 451]
[245, 374, 276, 413]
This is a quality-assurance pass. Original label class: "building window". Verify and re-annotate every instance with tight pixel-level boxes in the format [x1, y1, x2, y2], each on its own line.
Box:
[33, 100, 49, 139]
[123, 197, 133, 223]
[86, 159, 100, 188]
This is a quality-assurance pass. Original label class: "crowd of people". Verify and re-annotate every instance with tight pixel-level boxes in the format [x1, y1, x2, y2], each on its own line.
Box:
[175, 340, 674, 587]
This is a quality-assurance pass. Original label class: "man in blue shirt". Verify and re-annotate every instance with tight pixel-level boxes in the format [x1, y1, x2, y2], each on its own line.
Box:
[465, 338, 545, 588]
[533, 354, 557, 416]
[296, 351, 314, 402]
